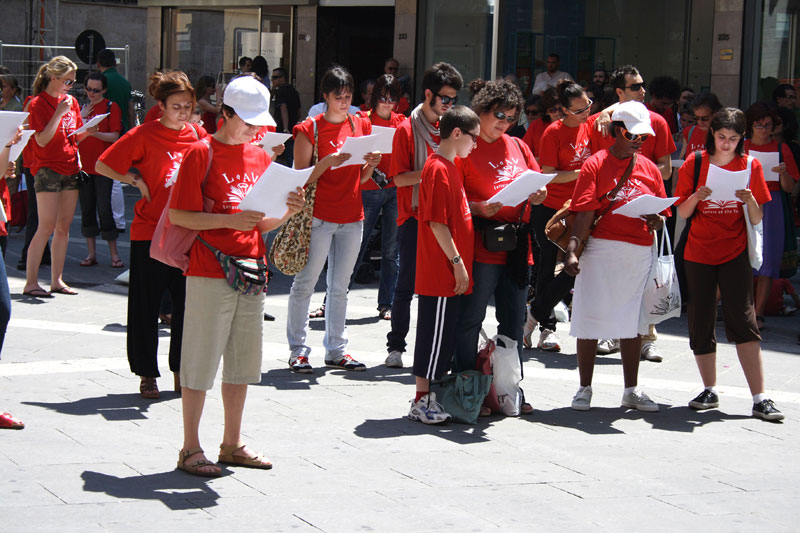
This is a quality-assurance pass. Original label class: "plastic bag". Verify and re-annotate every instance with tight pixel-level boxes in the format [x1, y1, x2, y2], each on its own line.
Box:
[490, 334, 523, 416]
[641, 230, 681, 324]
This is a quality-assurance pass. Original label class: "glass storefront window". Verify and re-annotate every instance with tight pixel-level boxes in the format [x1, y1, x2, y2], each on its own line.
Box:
[758, 0, 800, 102]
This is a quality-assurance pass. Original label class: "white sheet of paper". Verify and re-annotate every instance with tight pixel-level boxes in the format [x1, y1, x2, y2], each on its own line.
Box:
[332, 134, 383, 167]
[0, 111, 29, 146]
[485, 170, 557, 206]
[613, 195, 679, 218]
[238, 163, 312, 218]
[369, 126, 396, 154]
[69, 113, 110, 136]
[7, 130, 35, 162]
[749, 150, 780, 182]
[259, 132, 291, 153]
[705, 164, 750, 203]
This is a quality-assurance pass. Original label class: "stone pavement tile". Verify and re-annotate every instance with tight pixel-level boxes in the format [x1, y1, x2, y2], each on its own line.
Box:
[0, 467, 65, 506]
[658, 488, 800, 525]
[184, 498, 319, 532]
[20, 462, 143, 504]
[551, 474, 743, 500]
[708, 471, 800, 492]
[117, 461, 268, 499]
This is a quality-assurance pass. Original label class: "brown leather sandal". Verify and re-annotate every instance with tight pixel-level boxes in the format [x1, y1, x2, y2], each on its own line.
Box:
[139, 377, 160, 399]
[177, 448, 221, 477]
[218, 443, 272, 470]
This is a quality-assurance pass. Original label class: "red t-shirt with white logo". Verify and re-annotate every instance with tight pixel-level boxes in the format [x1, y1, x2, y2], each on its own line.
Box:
[98, 120, 207, 241]
[415, 154, 474, 297]
[170, 138, 270, 278]
[571, 150, 668, 246]
[28, 92, 83, 175]
[293, 114, 371, 223]
[675, 151, 771, 265]
[362, 111, 405, 191]
[459, 135, 540, 264]
[390, 118, 440, 225]
[538, 120, 593, 209]
[587, 111, 676, 165]
[744, 139, 799, 192]
[521, 118, 549, 159]
[78, 98, 122, 174]
[682, 126, 708, 154]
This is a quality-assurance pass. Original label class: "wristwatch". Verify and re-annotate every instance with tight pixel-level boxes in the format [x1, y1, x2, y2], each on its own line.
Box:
[451, 255, 461, 265]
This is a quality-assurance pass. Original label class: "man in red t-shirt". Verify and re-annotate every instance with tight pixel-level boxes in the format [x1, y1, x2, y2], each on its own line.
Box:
[385, 62, 463, 369]
[409, 106, 479, 424]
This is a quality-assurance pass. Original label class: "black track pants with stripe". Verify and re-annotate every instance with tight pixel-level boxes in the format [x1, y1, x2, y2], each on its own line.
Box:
[412, 294, 464, 381]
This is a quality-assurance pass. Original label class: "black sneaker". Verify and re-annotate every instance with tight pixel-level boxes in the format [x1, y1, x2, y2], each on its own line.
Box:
[689, 390, 719, 410]
[752, 399, 784, 421]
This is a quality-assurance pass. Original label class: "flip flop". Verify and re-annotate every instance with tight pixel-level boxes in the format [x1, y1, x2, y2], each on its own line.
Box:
[22, 288, 53, 298]
[51, 286, 78, 295]
[0, 412, 25, 429]
[79, 258, 98, 267]
[111, 258, 124, 268]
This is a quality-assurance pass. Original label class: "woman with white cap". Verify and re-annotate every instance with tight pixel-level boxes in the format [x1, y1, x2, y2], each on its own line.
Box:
[168, 75, 305, 476]
[563, 101, 669, 413]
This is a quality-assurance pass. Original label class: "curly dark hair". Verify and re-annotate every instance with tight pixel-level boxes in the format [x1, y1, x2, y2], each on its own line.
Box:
[744, 101, 779, 138]
[469, 79, 524, 116]
[369, 74, 402, 110]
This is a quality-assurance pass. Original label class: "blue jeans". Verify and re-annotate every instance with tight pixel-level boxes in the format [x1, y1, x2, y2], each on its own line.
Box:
[350, 187, 399, 308]
[287, 217, 363, 360]
[387, 217, 417, 353]
[453, 261, 527, 373]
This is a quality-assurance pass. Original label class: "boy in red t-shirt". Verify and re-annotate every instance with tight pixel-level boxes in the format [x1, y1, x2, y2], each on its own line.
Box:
[408, 106, 480, 424]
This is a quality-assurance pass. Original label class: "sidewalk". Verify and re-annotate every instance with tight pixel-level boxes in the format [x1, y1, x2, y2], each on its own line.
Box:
[0, 188, 798, 531]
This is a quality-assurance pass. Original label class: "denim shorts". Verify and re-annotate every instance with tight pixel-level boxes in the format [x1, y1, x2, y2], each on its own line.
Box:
[34, 167, 79, 193]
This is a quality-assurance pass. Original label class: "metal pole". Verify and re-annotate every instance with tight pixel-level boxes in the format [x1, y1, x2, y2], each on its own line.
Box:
[0, 41, 4, 68]
[490, 0, 499, 81]
[125, 45, 129, 79]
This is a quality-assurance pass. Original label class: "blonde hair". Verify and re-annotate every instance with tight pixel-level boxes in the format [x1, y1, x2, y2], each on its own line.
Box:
[32, 55, 77, 96]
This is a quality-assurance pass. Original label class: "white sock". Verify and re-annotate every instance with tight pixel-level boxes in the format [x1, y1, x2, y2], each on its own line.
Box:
[623, 386, 636, 394]
[753, 393, 766, 404]
[705, 386, 718, 394]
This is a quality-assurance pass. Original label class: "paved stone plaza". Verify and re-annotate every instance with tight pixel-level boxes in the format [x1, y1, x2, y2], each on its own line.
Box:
[1, 188, 798, 532]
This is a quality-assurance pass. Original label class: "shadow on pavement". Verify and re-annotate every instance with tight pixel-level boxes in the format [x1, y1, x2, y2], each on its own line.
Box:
[522, 349, 623, 370]
[354, 416, 491, 444]
[23, 393, 177, 420]
[258, 366, 416, 389]
[529, 405, 751, 434]
[81, 470, 221, 510]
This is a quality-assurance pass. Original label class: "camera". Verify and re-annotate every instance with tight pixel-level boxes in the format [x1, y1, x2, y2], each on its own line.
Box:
[370, 168, 390, 189]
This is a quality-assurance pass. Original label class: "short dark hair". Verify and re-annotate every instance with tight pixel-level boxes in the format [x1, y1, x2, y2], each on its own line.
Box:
[239, 56, 252, 68]
[439, 105, 479, 140]
[539, 87, 558, 123]
[369, 74, 401, 110]
[556, 80, 585, 109]
[525, 94, 541, 108]
[649, 76, 681, 101]
[772, 83, 795, 102]
[359, 79, 375, 96]
[593, 68, 607, 77]
[547, 53, 560, 62]
[251, 56, 269, 79]
[470, 79, 524, 116]
[320, 65, 354, 96]
[272, 67, 288, 81]
[745, 101, 779, 137]
[777, 106, 798, 143]
[706, 108, 746, 156]
[610, 65, 640, 91]
[421, 62, 463, 98]
[690, 92, 723, 114]
[97, 49, 116, 68]
[85, 71, 107, 90]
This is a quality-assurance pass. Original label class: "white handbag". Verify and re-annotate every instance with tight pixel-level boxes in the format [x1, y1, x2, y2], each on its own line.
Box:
[742, 156, 764, 270]
[641, 229, 682, 325]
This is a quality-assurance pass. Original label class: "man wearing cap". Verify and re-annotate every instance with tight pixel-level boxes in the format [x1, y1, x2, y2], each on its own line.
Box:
[588, 65, 676, 362]
[565, 100, 668, 413]
[169, 76, 305, 476]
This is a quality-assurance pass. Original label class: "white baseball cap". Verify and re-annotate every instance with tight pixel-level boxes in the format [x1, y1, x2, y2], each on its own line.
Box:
[222, 76, 276, 127]
[611, 101, 655, 136]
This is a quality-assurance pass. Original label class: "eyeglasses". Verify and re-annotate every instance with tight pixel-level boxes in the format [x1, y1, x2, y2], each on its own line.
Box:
[693, 115, 712, 123]
[621, 129, 650, 143]
[782, 93, 797, 100]
[493, 110, 518, 124]
[566, 99, 593, 115]
[466, 131, 479, 143]
[86, 87, 103, 94]
[525, 109, 540, 117]
[753, 123, 773, 129]
[625, 82, 646, 92]
[377, 96, 398, 104]
[62, 79, 75, 86]
[436, 93, 458, 105]
[546, 106, 560, 115]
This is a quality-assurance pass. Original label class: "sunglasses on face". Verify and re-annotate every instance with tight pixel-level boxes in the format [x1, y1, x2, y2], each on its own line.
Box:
[86, 87, 103, 94]
[547, 107, 560, 114]
[62, 79, 75, 86]
[625, 82, 646, 92]
[566, 99, 593, 115]
[437, 93, 458, 105]
[525, 109, 540, 117]
[377, 96, 398, 104]
[622, 129, 650, 143]
[493, 110, 518, 124]
[694, 115, 711, 122]
[466, 131, 479, 143]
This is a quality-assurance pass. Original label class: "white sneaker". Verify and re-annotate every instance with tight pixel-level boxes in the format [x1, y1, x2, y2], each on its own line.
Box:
[640, 341, 663, 362]
[571, 386, 593, 411]
[596, 338, 620, 355]
[621, 388, 659, 412]
[523, 308, 538, 349]
[408, 392, 451, 424]
[537, 329, 561, 352]
[385, 350, 403, 368]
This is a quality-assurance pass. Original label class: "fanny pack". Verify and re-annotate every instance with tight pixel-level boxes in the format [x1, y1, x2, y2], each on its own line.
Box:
[199, 237, 268, 296]
[474, 218, 519, 252]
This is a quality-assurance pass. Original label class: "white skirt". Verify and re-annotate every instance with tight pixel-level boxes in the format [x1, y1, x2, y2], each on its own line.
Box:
[570, 237, 653, 340]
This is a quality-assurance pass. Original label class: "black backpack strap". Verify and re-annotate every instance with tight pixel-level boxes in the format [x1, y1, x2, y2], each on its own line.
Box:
[692, 150, 702, 190]
[778, 142, 784, 163]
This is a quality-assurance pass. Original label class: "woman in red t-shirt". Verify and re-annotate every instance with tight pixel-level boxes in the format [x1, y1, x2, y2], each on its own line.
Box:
[96, 71, 207, 400]
[286, 66, 380, 374]
[168, 76, 304, 476]
[522, 87, 559, 161]
[530, 81, 594, 353]
[564, 102, 667, 413]
[454, 79, 547, 414]
[677, 92, 722, 160]
[23, 56, 89, 298]
[77, 71, 123, 268]
[195, 76, 219, 134]
[744, 102, 800, 326]
[675, 107, 783, 421]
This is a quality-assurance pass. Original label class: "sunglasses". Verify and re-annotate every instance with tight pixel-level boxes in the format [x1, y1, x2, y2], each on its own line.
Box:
[436, 93, 458, 105]
[753, 123, 773, 129]
[493, 110, 518, 124]
[525, 109, 540, 117]
[546, 106, 560, 114]
[62, 79, 75, 86]
[270, 75, 281, 80]
[566, 99, 593, 115]
[377, 96, 398, 104]
[694, 115, 712, 122]
[625, 82, 646, 92]
[86, 87, 103, 93]
[622, 129, 650, 143]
